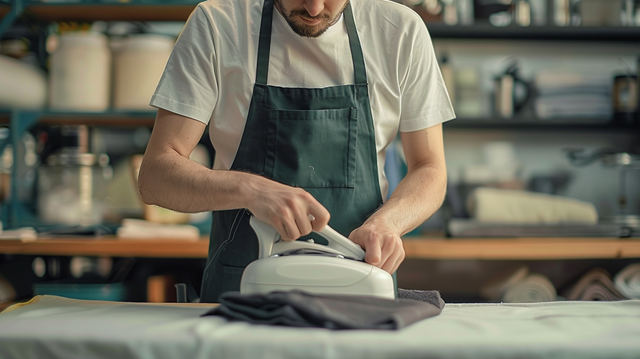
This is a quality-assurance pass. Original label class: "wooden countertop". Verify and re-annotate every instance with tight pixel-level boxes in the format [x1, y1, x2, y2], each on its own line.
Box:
[1, 236, 639, 260]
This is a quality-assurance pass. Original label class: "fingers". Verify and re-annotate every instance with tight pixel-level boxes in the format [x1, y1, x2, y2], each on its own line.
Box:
[350, 226, 405, 274]
[381, 240, 405, 273]
[280, 214, 301, 241]
[307, 198, 331, 232]
[250, 181, 329, 241]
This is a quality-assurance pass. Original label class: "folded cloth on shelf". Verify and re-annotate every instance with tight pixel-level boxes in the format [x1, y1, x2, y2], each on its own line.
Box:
[503, 273, 557, 303]
[615, 264, 640, 300]
[116, 219, 200, 240]
[535, 94, 611, 119]
[467, 187, 598, 225]
[534, 71, 610, 93]
[563, 268, 626, 301]
[446, 218, 622, 238]
[202, 290, 444, 330]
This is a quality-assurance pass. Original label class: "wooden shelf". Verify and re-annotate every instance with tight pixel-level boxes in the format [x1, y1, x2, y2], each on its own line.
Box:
[0, 110, 156, 127]
[403, 237, 640, 260]
[444, 118, 640, 132]
[425, 22, 640, 42]
[0, 237, 209, 258]
[1, 4, 197, 22]
[1, 236, 639, 260]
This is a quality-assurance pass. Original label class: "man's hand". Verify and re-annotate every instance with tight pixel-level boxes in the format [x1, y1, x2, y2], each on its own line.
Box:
[348, 219, 405, 274]
[245, 177, 330, 241]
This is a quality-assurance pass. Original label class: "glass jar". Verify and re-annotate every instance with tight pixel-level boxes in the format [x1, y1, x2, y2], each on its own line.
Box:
[38, 150, 113, 226]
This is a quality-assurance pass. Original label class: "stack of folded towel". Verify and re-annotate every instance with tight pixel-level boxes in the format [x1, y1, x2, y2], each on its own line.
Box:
[534, 70, 611, 120]
[116, 219, 200, 241]
[467, 187, 598, 225]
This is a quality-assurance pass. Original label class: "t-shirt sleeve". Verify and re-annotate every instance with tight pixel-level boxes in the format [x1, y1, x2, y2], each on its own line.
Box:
[398, 18, 455, 132]
[149, 5, 218, 124]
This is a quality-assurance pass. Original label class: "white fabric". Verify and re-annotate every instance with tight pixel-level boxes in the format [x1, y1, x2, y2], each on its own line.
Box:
[150, 0, 455, 199]
[2, 296, 640, 359]
[467, 187, 599, 224]
[615, 263, 640, 299]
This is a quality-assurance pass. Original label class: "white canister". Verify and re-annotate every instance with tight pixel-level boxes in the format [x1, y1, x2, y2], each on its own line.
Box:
[49, 32, 111, 111]
[0, 55, 47, 109]
[112, 34, 174, 110]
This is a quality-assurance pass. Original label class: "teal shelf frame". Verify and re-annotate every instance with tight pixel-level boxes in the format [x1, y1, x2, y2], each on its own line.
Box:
[0, 109, 157, 229]
[1, 110, 40, 228]
[0, 0, 24, 37]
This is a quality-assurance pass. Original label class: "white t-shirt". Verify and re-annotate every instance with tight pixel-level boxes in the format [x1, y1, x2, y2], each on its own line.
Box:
[150, 0, 455, 199]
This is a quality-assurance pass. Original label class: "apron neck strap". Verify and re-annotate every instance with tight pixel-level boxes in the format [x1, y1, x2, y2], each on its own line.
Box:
[255, 0, 367, 86]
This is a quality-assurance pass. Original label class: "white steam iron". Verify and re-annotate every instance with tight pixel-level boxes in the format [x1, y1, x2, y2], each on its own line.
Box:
[240, 216, 395, 299]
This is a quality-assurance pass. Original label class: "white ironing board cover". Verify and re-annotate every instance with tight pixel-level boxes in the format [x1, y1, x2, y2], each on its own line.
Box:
[1, 295, 639, 359]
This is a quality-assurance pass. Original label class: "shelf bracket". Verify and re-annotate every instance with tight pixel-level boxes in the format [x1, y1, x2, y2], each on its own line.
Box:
[5, 110, 40, 229]
[0, 0, 25, 38]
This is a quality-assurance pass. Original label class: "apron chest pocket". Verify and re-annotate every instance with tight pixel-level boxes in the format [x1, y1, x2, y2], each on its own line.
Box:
[266, 108, 358, 188]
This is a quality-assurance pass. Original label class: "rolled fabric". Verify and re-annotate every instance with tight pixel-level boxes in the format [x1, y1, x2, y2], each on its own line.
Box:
[0, 55, 47, 109]
[467, 187, 598, 225]
[615, 263, 640, 299]
[503, 273, 557, 303]
[481, 266, 530, 301]
[564, 268, 626, 301]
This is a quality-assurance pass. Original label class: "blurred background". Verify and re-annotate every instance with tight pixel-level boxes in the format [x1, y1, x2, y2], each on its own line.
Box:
[0, 0, 639, 307]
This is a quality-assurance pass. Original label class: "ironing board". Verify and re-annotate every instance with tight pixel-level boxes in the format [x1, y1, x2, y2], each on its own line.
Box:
[1, 295, 639, 359]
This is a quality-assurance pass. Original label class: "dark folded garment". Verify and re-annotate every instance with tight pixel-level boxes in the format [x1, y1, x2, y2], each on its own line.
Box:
[202, 290, 444, 330]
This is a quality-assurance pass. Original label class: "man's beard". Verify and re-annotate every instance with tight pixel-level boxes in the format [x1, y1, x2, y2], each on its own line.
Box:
[274, 0, 350, 38]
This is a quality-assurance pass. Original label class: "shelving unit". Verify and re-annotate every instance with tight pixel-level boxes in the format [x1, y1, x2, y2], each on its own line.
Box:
[1, 1, 639, 263]
[0, 236, 638, 260]
[0, 110, 156, 127]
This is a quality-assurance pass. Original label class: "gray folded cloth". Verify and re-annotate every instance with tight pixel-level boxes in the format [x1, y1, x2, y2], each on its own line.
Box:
[397, 288, 446, 308]
[202, 290, 444, 330]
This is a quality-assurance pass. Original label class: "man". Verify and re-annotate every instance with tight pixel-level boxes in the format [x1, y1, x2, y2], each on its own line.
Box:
[138, 0, 454, 302]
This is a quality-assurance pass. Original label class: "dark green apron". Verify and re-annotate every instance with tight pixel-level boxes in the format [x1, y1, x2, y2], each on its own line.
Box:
[200, 0, 383, 303]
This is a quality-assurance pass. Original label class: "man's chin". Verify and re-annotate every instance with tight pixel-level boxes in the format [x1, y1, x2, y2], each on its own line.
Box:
[290, 22, 330, 38]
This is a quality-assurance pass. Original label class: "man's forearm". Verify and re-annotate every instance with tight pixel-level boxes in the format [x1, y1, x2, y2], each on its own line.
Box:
[138, 148, 332, 239]
[365, 163, 447, 236]
[138, 151, 256, 213]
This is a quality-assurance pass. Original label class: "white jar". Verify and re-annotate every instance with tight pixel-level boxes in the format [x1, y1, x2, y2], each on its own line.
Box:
[49, 32, 111, 111]
[113, 34, 174, 110]
[0, 55, 47, 109]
